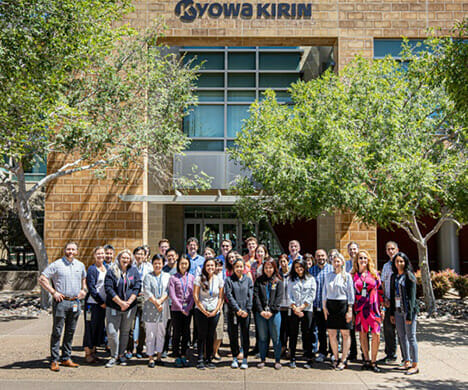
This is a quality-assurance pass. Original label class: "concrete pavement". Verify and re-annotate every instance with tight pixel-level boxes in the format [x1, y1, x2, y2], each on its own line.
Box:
[0, 312, 466, 390]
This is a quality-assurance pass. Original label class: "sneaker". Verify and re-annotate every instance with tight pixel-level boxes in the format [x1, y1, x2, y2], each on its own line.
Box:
[181, 357, 189, 367]
[106, 358, 117, 368]
[274, 362, 282, 370]
[148, 360, 155, 368]
[161, 351, 168, 359]
[197, 361, 206, 370]
[289, 360, 296, 369]
[315, 353, 326, 363]
[378, 355, 397, 364]
[124, 352, 133, 360]
[304, 360, 313, 369]
[118, 356, 127, 366]
[231, 358, 239, 369]
[257, 361, 265, 369]
[240, 359, 248, 369]
[175, 357, 183, 368]
[206, 361, 216, 369]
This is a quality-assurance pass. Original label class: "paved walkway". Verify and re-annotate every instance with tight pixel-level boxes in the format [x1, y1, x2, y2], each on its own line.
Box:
[0, 312, 466, 390]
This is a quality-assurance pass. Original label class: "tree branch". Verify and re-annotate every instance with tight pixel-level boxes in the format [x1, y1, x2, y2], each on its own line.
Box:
[423, 210, 452, 244]
[26, 156, 118, 199]
[392, 219, 421, 244]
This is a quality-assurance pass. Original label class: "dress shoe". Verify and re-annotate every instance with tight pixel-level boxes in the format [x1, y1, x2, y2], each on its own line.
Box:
[61, 359, 79, 368]
[50, 361, 60, 372]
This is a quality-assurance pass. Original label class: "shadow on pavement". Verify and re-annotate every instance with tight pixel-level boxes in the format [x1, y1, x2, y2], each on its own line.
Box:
[0, 315, 39, 322]
[417, 319, 467, 347]
[372, 377, 468, 390]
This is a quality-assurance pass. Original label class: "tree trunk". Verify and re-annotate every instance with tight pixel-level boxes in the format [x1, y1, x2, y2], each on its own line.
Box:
[15, 194, 50, 308]
[417, 242, 437, 316]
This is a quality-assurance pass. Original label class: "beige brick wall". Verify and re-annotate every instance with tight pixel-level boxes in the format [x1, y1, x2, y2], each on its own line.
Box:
[45, 0, 465, 264]
[45, 154, 145, 267]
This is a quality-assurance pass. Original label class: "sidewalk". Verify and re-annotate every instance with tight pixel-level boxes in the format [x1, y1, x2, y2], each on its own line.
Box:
[0, 312, 466, 390]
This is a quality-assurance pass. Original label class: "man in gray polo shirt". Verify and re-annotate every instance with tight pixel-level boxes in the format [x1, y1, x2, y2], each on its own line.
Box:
[39, 242, 87, 371]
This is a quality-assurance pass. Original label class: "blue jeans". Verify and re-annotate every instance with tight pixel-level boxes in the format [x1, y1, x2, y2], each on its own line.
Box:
[395, 311, 418, 363]
[255, 312, 281, 362]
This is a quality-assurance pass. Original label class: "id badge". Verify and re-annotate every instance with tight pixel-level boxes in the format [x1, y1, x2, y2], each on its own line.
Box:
[317, 307, 321, 312]
[233, 316, 237, 325]
[361, 287, 367, 298]
[182, 303, 187, 310]
[85, 308, 91, 321]
[395, 297, 401, 308]
[72, 303, 78, 313]
[288, 308, 291, 316]
[111, 309, 117, 316]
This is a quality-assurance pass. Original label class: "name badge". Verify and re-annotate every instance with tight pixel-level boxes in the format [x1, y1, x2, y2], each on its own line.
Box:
[72, 303, 78, 313]
[361, 287, 367, 298]
[288, 308, 292, 316]
[395, 297, 401, 308]
[111, 309, 117, 316]
[85, 307, 91, 321]
[233, 316, 237, 325]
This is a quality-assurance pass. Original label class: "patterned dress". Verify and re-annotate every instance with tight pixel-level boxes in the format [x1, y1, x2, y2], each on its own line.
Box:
[353, 271, 383, 334]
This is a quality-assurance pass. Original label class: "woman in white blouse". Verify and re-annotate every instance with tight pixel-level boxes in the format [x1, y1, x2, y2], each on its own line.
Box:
[142, 254, 171, 367]
[322, 252, 355, 370]
[288, 259, 316, 369]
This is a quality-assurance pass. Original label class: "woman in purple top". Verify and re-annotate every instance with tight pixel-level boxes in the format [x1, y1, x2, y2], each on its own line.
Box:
[168, 255, 194, 368]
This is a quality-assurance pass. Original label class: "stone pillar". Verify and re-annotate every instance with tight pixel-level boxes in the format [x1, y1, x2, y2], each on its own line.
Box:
[437, 221, 460, 272]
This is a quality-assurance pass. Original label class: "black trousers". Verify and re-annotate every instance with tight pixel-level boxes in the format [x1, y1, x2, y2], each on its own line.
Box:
[383, 310, 397, 357]
[280, 309, 290, 350]
[127, 296, 145, 354]
[288, 311, 314, 360]
[194, 309, 219, 362]
[227, 311, 250, 357]
[312, 309, 328, 356]
[163, 319, 172, 352]
[171, 310, 191, 357]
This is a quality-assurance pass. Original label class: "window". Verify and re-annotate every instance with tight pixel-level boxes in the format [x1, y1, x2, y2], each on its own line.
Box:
[373, 39, 426, 59]
[182, 47, 304, 151]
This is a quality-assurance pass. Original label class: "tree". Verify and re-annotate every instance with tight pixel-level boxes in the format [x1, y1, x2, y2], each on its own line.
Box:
[0, 1, 200, 305]
[231, 41, 467, 315]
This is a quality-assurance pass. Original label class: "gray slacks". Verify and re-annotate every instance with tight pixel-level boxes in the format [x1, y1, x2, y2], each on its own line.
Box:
[106, 306, 137, 359]
[51, 300, 81, 362]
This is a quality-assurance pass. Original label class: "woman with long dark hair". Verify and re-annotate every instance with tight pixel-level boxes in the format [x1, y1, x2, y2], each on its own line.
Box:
[193, 258, 224, 369]
[253, 257, 284, 369]
[288, 258, 316, 369]
[225, 258, 253, 369]
[389, 252, 419, 375]
[278, 253, 291, 358]
[168, 255, 194, 368]
[351, 250, 384, 372]
[83, 246, 108, 363]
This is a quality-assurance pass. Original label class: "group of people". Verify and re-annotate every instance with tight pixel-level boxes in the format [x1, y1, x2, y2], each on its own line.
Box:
[39, 237, 419, 375]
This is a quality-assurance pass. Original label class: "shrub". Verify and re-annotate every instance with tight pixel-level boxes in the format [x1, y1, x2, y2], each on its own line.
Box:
[440, 268, 458, 286]
[431, 271, 451, 299]
[453, 275, 468, 299]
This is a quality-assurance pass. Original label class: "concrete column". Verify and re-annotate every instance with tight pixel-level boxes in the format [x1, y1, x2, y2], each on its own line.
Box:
[317, 212, 336, 251]
[437, 221, 460, 272]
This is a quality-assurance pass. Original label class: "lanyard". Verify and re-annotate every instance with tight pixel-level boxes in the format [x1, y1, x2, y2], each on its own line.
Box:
[180, 273, 188, 298]
[359, 272, 367, 290]
[209, 278, 214, 297]
[155, 273, 162, 297]
[266, 281, 271, 301]
[122, 273, 128, 296]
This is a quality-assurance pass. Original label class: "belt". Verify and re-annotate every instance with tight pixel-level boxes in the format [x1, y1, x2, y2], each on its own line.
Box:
[62, 296, 78, 301]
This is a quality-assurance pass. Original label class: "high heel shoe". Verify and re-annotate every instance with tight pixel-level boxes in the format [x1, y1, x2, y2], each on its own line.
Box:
[361, 360, 371, 371]
[337, 359, 348, 370]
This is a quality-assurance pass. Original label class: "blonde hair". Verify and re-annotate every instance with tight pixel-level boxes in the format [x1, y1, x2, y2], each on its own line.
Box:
[111, 249, 134, 279]
[351, 250, 378, 279]
[331, 252, 348, 280]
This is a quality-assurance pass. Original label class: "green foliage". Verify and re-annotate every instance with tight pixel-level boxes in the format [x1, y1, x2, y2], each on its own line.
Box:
[0, 0, 200, 189]
[453, 274, 468, 299]
[231, 40, 467, 230]
[440, 268, 458, 285]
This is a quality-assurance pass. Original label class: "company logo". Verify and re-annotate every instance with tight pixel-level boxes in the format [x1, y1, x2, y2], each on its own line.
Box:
[174, 1, 312, 22]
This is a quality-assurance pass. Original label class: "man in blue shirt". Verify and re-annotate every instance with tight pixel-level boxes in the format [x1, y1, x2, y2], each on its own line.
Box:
[39, 242, 87, 371]
[288, 240, 303, 267]
[187, 237, 205, 276]
[310, 249, 333, 362]
[217, 239, 232, 265]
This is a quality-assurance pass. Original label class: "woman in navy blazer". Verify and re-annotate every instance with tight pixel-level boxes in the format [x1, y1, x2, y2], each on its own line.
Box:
[104, 249, 141, 367]
[83, 246, 108, 363]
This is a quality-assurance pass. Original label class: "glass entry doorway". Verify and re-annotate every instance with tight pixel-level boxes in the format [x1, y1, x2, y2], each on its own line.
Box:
[184, 209, 283, 256]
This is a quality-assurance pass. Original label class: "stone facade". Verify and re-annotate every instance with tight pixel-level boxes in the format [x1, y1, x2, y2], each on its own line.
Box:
[44, 0, 466, 266]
